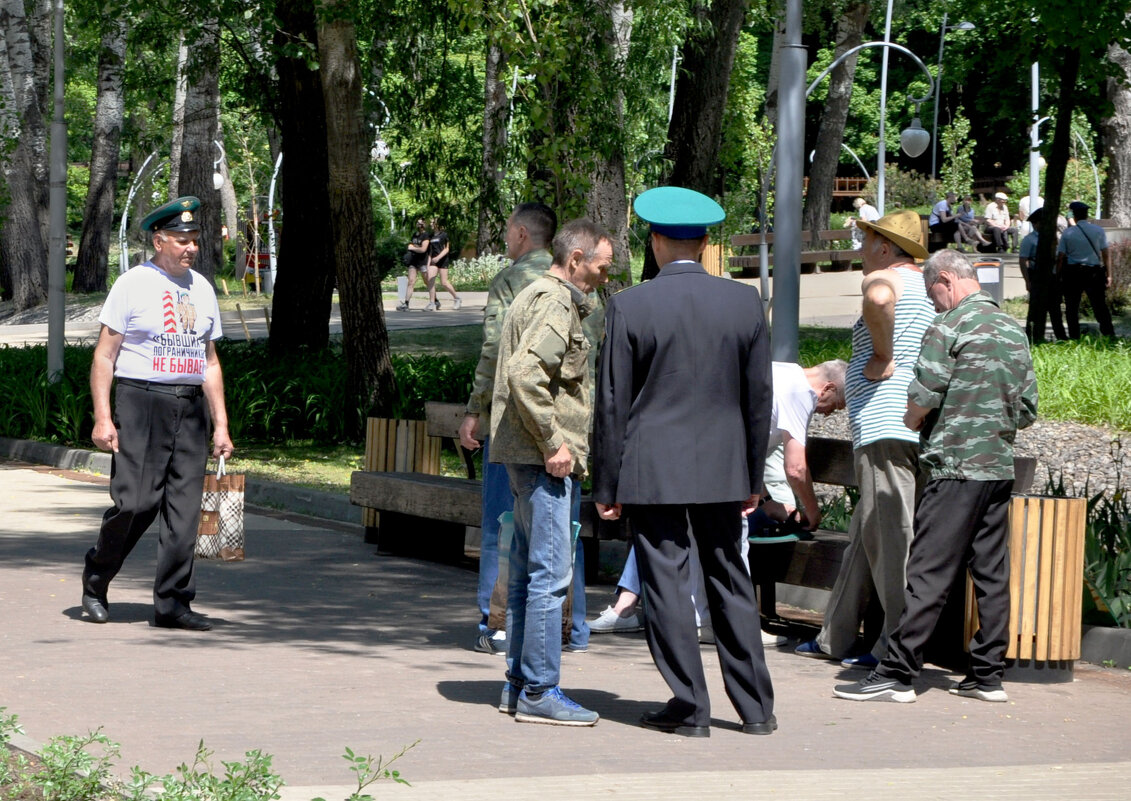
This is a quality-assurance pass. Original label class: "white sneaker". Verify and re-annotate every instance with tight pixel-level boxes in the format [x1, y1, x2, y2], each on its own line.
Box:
[453, 297, 463, 310]
[423, 302, 438, 312]
[588, 605, 644, 634]
[395, 301, 409, 311]
[762, 630, 788, 647]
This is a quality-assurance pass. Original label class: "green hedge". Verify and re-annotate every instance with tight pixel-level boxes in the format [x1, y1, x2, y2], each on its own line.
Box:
[0, 341, 474, 447]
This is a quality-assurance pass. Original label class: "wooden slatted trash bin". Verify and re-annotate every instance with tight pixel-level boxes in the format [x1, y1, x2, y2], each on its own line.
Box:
[965, 496, 1087, 682]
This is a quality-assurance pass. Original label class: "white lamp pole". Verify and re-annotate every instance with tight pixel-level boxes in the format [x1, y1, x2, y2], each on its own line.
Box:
[877, 0, 893, 215]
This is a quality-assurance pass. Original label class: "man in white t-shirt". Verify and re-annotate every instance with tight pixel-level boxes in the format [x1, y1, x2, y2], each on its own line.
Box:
[81, 196, 234, 632]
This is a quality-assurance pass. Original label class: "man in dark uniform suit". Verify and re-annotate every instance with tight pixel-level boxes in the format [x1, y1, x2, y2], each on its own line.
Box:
[593, 186, 776, 737]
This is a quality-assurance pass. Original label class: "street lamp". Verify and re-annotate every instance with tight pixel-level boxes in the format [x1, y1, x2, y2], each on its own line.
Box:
[930, 14, 975, 180]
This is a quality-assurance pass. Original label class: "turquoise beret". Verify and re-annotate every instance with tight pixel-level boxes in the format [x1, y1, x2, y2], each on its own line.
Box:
[633, 186, 725, 239]
[141, 196, 201, 233]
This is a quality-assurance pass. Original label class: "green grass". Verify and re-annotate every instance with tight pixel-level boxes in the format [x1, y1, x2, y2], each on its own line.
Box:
[1033, 337, 1131, 429]
[388, 325, 483, 361]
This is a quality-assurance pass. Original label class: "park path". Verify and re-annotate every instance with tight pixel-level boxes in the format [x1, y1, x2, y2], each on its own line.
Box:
[2, 459, 1130, 800]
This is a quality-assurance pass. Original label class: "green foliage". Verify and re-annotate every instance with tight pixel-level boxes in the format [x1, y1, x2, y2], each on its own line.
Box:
[66, 166, 91, 232]
[0, 708, 24, 787]
[1005, 161, 1108, 214]
[35, 728, 121, 801]
[0, 341, 474, 447]
[862, 166, 939, 211]
[444, 253, 508, 291]
[719, 31, 776, 234]
[940, 107, 975, 196]
[311, 742, 418, 801]
[140, 741, 283, 801]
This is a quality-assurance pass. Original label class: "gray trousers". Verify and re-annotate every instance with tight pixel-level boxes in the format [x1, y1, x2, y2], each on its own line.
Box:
[817, 439, 923, 659]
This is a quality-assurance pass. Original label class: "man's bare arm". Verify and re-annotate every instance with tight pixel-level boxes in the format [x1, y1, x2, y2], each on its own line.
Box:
[861, 269, 902, 381]
[90, 326, 123, 453]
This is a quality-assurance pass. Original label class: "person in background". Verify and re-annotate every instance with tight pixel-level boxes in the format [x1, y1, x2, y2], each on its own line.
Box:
[425, 218, 461, 311]
[1057, 201, 1115, 338]
[955, 196, 990, 251]
[1019, 207, 1067, 342]
[846, 197, 880, 250]
[928, 192, 959, 248]
[983, 193, 1019, 253]
[396, 218, 432, 311]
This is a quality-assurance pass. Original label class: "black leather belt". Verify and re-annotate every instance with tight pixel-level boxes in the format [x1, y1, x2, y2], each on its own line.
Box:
[117, 378, 203, 398]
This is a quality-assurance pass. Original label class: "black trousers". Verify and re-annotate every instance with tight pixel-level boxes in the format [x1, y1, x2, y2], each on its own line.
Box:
[988, 226, 1018, 252]
[1025, 267, 1066, 342]
[1061, 265, 1115, 338]
[877, 479, 1014, 686]
[83, 383, 210, 617]
[629, 502, 774, 727]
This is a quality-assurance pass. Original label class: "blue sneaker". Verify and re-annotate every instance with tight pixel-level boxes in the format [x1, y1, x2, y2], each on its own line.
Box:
[515, 686, 599, 726]
[841, 653, 879, 670]
[499, 682, 521, 715]
[794, 639, 835, 659]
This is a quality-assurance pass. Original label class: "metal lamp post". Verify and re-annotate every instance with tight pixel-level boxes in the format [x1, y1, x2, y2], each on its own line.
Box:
[774, 5, 935, 359]
[930, 14, 975, 180]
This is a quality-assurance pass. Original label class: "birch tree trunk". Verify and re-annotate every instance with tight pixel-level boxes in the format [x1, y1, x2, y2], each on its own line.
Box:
[0, 0, 49, 308]
[319, 5, 397, 430]
[176, 22, 223, 281]
[74, 17, 127, 293]
[802, 0, 868, 238]
[477, 42, 509, 256]
[169, 36, 187, 196]
[1102, 40, 1131, 226]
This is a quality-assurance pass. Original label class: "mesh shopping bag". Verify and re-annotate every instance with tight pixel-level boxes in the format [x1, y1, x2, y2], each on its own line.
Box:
[196, 456, 246, 561]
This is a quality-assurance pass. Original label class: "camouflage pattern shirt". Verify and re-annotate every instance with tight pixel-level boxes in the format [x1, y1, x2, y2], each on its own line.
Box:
[908, 290, 1038, 481]
[465, 248, 553, 426]
[489, 274, 597, 476]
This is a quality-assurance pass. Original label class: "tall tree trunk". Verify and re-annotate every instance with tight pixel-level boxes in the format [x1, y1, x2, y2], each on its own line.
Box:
[176, 22, 223, 281]
[477, 42, 509, 256]
[318, 6, 396, 430]
[665, 0, 750, 195]
[802, 0, 868, 238]
[0, 0, 50, 309]
[269, 0, 336, 354]
[74, 17, 127, 293]
[215, 117, 239, 243]
[1102, 39, 1131, 226]
[169, 36, 187, 196]
[1032, 48, 1080, 343]
[588, 0, 632, 292]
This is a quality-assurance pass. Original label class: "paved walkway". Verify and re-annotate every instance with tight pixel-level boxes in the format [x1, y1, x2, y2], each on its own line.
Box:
[0, 257, 1032, 347]
[2, 460, 1129, 800]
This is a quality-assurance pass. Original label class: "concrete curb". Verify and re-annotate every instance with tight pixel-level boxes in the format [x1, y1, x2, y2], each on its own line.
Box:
[1082, 624, 1131, 670]
[0, 437, 360, 526]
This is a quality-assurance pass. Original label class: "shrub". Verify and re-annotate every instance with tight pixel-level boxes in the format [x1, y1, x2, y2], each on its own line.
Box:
[0, 341, 475, 447]
[862, 166, 940, 210]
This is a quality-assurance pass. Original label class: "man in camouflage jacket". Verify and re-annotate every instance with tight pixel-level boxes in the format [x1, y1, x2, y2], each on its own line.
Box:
[835, 248, 1038, 705]
[490, 219, 612, 726]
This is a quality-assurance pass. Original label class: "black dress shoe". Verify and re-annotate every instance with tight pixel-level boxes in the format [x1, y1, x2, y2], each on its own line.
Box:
[81, 594, 109, 624]
[154, 610, 213, 631]
[640, 710, 710, 738]
[741, 714, 778, 735]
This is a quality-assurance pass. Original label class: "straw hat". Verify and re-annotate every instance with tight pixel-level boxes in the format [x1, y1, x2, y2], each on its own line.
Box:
[854, 209, 928, 260]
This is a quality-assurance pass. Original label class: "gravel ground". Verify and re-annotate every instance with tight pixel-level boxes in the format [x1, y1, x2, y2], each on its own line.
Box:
[0, 298, 103, 325]
[810, 410, 1128, 498]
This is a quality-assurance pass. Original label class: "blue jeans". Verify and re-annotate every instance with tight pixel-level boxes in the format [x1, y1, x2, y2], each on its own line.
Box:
[570, 490, 589, 649]
[477, 438, 514, 633]
[504, 464, 578, 693]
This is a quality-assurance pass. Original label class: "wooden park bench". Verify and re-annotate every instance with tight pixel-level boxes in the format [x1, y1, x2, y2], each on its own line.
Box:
[349, 402, 609, 575]
[728, 229, 860, 277]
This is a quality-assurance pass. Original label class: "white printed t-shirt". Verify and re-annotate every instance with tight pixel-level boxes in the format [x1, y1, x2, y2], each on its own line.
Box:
[762, 362, 818, 507]
[99, 262, 223, 385]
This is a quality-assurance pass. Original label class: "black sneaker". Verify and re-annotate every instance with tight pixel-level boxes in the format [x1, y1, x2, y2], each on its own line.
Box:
[833, 672, 916, 703]
[948, 678, 1008, 703]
